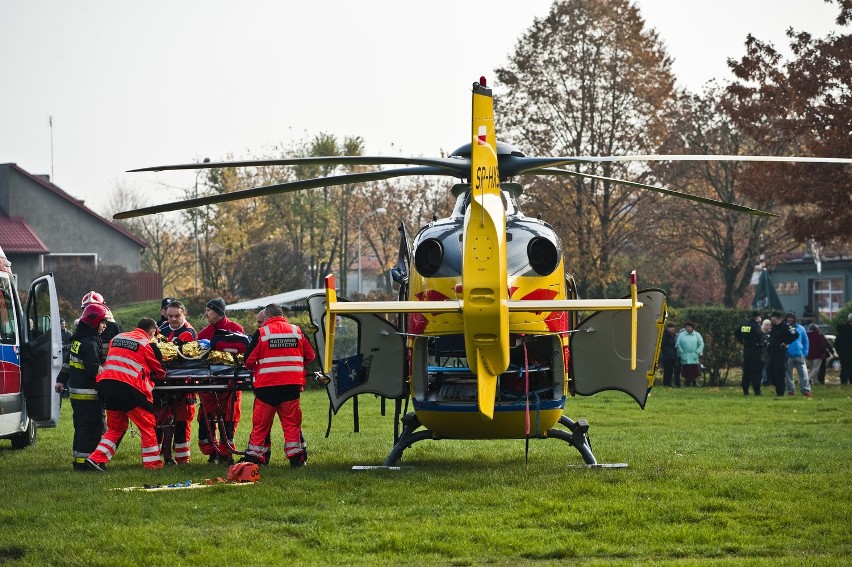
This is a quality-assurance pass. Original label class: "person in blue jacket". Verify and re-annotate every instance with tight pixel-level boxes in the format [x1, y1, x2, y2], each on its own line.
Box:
[784, 312, 811, 397]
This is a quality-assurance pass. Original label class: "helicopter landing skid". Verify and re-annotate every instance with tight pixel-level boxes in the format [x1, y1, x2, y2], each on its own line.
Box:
[382, 412, 618, 467]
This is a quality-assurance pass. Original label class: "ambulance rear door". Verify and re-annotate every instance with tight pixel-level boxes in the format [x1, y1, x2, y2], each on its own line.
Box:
[21, 274, 62, 426]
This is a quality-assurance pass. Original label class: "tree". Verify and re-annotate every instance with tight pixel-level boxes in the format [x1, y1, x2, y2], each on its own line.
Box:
[54, 261, 137, 309]
[726, 3, 852, 246]
[226, 239, 308, 297]
[103, 183, 194, 294]
[645, 87, 796, 307]
[495, 0, 676, 297]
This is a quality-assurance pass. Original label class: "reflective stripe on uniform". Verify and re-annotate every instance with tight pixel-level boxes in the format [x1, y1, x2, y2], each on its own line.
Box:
[101, 364, 137, 377]
[257, 365, 305, 374]
[259, 356, 304, 364]
[141, 444, 160, 463]
[69, 387, 99, 401]
[106, 355, 144, 372]
[260, 331, 303, 342]
[284, 441, 302, 458]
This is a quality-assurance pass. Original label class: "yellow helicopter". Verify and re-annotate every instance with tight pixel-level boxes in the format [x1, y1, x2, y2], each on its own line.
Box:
[118, 77, 851, 466]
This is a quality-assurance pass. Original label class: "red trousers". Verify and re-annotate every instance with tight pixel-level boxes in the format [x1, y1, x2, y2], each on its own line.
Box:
[245, 397, 302, 462]
[198, 391, 241, 456]
[90, 407, 162, 469]
[156, 394, 195, 463]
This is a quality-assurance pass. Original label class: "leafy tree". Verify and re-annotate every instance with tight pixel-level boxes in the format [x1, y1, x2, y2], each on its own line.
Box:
[726, 3, 852, 246]
[495, 0, 675, 297]
[646, 87, 796, 307]
[225, 239, 308, 297]
[53, 262, 137, 309]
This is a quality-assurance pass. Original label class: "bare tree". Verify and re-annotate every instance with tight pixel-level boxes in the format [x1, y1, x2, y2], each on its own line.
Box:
[103, 182, 194, 293]
[495, 0, 676, 297]
[646, 87, 796, 307]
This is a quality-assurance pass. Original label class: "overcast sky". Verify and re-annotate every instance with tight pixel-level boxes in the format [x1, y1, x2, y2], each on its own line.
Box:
[0, 0, 843, 215]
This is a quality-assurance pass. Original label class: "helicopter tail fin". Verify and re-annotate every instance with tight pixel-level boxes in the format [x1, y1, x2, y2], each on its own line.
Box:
[463, 78, 509, 420]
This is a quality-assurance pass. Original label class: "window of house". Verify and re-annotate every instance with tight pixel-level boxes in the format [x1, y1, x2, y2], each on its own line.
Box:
[813, 277, 845, 321]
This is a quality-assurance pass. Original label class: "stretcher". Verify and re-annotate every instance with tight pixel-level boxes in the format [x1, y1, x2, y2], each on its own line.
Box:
[153, 365, 254, 462]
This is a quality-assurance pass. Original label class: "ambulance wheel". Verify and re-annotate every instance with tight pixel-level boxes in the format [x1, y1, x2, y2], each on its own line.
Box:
[11, 418, 36, 449]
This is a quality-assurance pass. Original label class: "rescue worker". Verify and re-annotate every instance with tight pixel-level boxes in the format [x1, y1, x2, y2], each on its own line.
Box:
[241, 303, 315, 468]
[196, 298, 249, 464]
[54, 303, 108, 471]
[85, 318, 166, 471]
[81, 291, 122, 343]
[767, 310, 799, 397]
[156, 300, 197, 465]
[736, 310, 764, 395]
[158, 296, 176, 326]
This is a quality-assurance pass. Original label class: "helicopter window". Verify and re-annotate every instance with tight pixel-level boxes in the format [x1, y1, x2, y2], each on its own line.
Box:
[332, 316, 359, 360]
[453, 190, 516, 216]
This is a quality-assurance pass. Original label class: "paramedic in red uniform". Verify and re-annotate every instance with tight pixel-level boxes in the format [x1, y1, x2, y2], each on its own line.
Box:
[85, 318, 166, 471]
[196, 298, 247, 463]
[156, 300, 197, 465]
[242, 303, 315, 468]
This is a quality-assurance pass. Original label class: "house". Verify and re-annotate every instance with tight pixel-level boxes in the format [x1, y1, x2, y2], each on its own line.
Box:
[0, 163, 158, 298]
[769, 250, 852, 325]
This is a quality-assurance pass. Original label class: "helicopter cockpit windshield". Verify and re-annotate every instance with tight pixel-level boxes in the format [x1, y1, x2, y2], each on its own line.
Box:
[450, 184, 520, 219]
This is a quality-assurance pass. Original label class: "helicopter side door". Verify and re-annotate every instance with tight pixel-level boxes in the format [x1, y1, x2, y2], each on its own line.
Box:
[570, 289, 666, 409]
[21, 274, 62, 426]
[307, 294, 406, 413]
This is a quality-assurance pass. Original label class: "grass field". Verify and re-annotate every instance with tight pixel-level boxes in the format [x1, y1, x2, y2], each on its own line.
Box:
[1, 378, 850, 566]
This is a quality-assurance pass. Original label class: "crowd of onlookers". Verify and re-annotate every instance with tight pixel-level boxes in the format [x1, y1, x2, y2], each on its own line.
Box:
[658, 310, 852, 396]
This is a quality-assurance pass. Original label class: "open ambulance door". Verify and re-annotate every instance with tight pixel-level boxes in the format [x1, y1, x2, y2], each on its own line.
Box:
[21, 274, 62, 426]
[570, 289, 666, 409]
[307, 293, 406, 413]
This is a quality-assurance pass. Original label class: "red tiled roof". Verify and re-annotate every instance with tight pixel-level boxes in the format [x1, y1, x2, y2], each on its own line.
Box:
[0, 217, 49, 253]
[4, 164, 148, 248]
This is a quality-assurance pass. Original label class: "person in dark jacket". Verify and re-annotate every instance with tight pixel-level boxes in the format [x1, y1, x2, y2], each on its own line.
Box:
[806, 324, 829, 385]
[767, 311, 799, 397]
[736, 311, 764, 395]
[836, 313, 852, 385]
[660, 322, 678, 387]
[55, 303, 108, 471]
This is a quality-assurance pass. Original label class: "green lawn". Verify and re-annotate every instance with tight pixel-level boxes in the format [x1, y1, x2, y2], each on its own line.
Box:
[1, 380, 850, 566]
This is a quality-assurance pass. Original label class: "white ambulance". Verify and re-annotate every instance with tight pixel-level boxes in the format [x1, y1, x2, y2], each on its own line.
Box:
[0, 245, 62, 448]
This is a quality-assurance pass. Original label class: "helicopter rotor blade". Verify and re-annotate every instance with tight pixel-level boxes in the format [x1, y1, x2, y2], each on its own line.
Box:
[114, 165, 462, 219]
[502, 154, 852, 177]
[525, 167, 777, 217]
[128, 155, 470, 173]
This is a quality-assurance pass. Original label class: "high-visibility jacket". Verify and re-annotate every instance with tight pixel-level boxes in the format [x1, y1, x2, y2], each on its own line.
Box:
[245, 316, 316, 388]
[98, 328, 166, 402]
